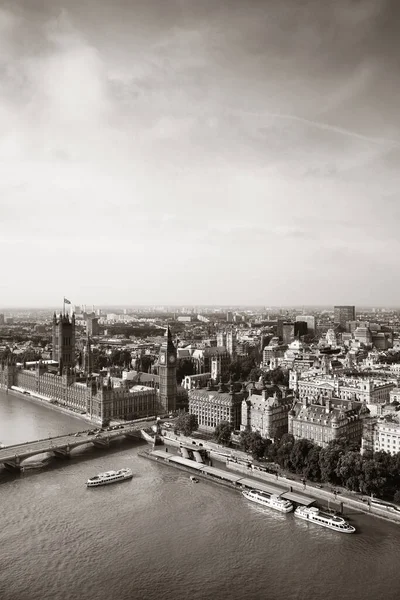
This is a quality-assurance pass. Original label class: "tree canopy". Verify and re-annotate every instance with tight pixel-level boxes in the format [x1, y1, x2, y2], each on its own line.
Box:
[240, 430, 269, 460]
[175, 413, 198, 437]
[176, 359, 195, 383]
[262, 434, 400, 501]
[214, 421, 232, 446]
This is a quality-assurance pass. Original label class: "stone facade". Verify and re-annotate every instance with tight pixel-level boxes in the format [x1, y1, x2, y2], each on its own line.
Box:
[182, 373, 211, 390]
[188, 382, 246, 433]
[294, 374, 394, 415]
[361, 416, 400, 456]
[0, 360, 156, 425]
[289, 397, 369, 448]
[241, 386, 293, 440]
[52, 313, 75, 368]
[158, 326, 177, 413]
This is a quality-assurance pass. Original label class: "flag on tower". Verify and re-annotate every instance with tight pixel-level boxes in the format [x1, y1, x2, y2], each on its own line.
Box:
[64, 298, 71, 305]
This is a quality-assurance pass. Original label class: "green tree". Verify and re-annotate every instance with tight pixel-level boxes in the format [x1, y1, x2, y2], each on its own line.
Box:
[214, 421, 232, 446]
[318, 441, 344, 484]
[175, 413, 199, 436]
[239, 430, 266, 460]
[239, 429, 252, 453]
[335, 451, 363, 491]
[137, 355, 149, 373]
[303, 446, 322, 481]
[18, 350, 42, 363]
[110, 349, 132, 367]
[393, 490, 400, 505]
[228, 360, 243, 381]
[275, 434, 295, 470]
[360, 459, 387, 497]
[176, 359, 195, 383]
[263, 368, 289, 387]
[229, 355, 259, 381]
[248, 433, 266, 460]
[290, 439, 314, 474]
[249, 367, 262, 382]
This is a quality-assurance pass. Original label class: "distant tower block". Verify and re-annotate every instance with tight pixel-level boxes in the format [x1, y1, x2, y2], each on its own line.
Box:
[334, 306, 356, 329]
[52, 312, 76, 369]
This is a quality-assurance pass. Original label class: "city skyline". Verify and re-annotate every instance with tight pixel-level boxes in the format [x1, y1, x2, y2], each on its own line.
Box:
[1, 0, 400, 306]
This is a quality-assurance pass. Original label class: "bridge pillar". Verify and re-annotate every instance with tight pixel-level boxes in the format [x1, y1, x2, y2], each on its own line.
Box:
[125, 430, 142, 440]
[92, 437, 110, 448]
[53, 446, 71, 459]
[3, 456, 21, 471]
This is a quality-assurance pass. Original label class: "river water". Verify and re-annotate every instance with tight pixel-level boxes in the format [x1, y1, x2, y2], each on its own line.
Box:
[1, 390, 400, 600]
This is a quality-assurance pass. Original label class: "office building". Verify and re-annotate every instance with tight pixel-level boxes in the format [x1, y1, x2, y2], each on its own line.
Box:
[361, 417, 400, 456]
[188, 381, 246, 433]
[295, 315, 316, 334]
[294, 321, 308, 338]
[241, 386, 293, 440]
[86, 316, 100, 336]
[289, 396, 369, 448]
[334, 306, 356, 329]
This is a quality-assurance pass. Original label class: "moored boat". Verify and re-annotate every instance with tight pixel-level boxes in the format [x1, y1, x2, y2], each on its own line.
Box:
[294, 506, 355, 533]
[242, 489, 293, 513]
[86, 468, 133, 487]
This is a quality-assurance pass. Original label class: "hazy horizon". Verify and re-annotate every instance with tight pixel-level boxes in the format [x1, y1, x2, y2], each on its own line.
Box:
[1, 303, 398, 312]
[1, 0, 399, 306]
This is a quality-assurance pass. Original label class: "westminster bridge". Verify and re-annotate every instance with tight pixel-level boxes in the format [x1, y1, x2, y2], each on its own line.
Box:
[0, 419, 156, 470]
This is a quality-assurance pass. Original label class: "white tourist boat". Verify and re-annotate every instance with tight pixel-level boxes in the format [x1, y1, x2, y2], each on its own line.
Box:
[86, 468, 133, 487]
[294, 506, 355, 533]
[242, 489, 294, 513]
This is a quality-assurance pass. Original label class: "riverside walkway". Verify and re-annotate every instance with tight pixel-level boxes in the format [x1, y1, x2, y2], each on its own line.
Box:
[0, 419, 155, 470]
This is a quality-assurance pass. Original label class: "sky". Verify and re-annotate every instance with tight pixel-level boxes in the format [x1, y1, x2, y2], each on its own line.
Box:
[1, 0, 400, 308]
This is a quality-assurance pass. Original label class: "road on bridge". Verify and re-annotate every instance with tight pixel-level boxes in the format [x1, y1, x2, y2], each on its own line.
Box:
[0, 420, 156, 464]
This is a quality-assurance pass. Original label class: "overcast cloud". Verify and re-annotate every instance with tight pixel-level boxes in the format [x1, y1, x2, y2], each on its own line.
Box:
[1, 0, 399, 307]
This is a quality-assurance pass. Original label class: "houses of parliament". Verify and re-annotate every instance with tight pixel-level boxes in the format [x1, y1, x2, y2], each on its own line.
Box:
[0, 313, 177, 424]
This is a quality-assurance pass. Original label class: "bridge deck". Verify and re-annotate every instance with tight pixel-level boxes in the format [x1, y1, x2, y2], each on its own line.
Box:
[0, 420, 155, 464]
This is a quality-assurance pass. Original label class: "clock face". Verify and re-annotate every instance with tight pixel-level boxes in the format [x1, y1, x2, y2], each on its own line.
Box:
[160, 354, 166, 364]
[168, 354, 176, 364]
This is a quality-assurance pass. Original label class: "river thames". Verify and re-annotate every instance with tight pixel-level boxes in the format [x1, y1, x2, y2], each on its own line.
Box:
[1, 389, 400, 600]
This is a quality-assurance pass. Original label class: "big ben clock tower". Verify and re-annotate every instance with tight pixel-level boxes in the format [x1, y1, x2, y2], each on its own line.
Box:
[159, 325, 177, 414]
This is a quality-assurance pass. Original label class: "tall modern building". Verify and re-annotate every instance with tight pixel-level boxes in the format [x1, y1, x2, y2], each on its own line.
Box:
[52, 313, 75, 369]
[295, 315, 316, 334]
[86, 316, 100, 336]
[158, 326, 177, 413]
[334, 306, 356, 329]
[282, 322, 295, 344]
